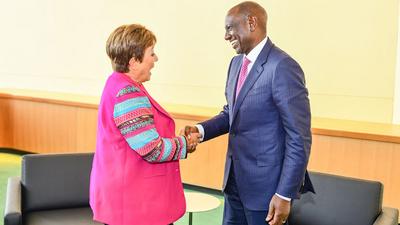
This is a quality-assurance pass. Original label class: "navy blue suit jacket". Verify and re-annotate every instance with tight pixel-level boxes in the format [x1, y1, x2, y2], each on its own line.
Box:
[200, 39, 314, 210]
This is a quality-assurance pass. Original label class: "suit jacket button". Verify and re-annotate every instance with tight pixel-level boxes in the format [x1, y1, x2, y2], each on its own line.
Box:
[230, 133, 236, 137]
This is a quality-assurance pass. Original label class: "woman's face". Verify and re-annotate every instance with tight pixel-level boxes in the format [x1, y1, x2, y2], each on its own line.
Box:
[129, 45, 158, 83]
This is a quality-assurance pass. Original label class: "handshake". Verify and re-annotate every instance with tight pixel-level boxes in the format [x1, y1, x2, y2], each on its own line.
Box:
[179, 125, 202, 153]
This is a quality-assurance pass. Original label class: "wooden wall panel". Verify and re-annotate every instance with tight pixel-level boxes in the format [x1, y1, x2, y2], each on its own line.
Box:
[10, 99, 78, 153]
[390, 148, 400, 210]
[0, 99, 98, 153]
[76, 108, 97, 152]
[309, 134, 400, 211]
[0, 99, 13, 147]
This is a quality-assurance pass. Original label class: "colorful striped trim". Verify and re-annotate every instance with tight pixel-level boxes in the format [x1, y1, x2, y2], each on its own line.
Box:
[117, 85, 140, 97]
[126, 128, 159, 149]
[172, 138, 180, 160]
[160, 138, 174, 162]
[179, 136, 187, 159]
[144, 148, 162, 162]
[114, 108, 152, 127]
[113, 88, 187, 163]
[117, 115, 153, 129]
[136, 140, 160, 156]
[120, 118, 154, 135]
[113, 97, 151, 117]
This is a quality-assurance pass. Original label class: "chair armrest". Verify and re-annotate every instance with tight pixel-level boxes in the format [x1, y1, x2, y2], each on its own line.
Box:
[4, 177, 22, 225]
[373, 207, 399, 225]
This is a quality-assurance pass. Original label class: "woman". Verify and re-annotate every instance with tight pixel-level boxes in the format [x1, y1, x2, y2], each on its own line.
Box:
[90, 24, 200, 225]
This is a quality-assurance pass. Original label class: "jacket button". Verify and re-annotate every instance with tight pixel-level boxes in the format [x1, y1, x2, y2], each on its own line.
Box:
[230, 133, 236, 137]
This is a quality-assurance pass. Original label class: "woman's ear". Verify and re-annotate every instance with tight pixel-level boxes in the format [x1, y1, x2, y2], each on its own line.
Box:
[128, 57, 139, 71]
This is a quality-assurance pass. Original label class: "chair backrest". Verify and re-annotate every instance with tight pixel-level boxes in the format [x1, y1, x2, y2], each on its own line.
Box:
[289, 172, 383, 225]
[21, 153, 94, 212]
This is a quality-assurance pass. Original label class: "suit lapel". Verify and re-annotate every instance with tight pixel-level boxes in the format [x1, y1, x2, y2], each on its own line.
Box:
[228, 58, 242, 123]
[231, 39, 274, 123]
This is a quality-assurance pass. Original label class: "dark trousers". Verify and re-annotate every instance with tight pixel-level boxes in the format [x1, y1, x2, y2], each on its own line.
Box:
[222, 164, 289, 225]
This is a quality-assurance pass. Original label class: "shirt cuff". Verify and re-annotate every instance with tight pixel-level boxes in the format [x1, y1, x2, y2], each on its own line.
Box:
[275, 193, 291, 202]
[195, 124, 205, 142]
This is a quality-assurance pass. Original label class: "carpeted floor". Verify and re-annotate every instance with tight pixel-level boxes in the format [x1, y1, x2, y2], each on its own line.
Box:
[0, 151, 223, 225]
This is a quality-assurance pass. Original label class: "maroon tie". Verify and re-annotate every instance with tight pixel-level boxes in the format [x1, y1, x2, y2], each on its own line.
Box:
[236, 57, 251, 99]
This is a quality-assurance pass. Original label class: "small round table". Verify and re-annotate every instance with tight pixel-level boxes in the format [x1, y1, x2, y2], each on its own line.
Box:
[184, 192, 221, 225]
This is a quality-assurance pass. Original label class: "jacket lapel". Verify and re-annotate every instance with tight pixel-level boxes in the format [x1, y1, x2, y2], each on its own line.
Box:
[141, 85, 172, 119]
[228, 58, 242, 124]
[118, 72, 173, 119]
[231, 39, 274, 123]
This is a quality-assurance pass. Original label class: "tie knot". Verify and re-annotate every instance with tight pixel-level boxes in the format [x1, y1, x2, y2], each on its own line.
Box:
[243, 57, 251, 67]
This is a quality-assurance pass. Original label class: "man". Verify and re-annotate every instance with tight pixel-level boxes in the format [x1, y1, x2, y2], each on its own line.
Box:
[185, 1, 314, 225]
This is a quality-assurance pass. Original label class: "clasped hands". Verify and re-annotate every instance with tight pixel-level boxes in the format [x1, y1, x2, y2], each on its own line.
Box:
[179, 125, 201, 153]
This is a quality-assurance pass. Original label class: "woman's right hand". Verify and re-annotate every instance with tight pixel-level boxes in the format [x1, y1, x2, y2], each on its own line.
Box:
[187, 132, 201, 152]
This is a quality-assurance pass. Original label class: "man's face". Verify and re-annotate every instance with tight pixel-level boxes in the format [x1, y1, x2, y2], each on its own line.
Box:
[224, 12, 252, 55]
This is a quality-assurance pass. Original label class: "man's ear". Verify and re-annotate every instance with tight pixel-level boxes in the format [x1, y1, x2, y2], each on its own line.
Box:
[248, 15, 257, 32]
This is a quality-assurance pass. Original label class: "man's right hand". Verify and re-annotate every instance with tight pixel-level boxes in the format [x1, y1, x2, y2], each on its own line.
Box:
[184, 126, 199, 136]
[179, 126, 200, 153]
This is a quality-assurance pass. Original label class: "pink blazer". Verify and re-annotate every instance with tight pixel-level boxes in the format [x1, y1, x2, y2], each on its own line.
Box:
[90, 72, 186, 225]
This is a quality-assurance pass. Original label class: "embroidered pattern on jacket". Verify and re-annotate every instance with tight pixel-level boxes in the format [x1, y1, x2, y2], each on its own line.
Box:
[116, 85, 140, 97]
[113, 87, 187, 163]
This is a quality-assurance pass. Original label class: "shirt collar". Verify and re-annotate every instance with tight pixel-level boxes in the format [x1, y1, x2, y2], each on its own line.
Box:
[245, 36, 268, 63]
